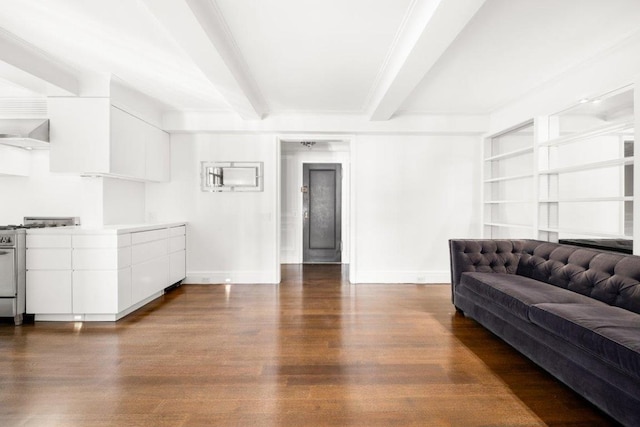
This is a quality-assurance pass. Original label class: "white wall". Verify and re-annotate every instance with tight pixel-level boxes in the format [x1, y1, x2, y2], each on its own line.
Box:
[351, 135, 481, 283]
[0, 151, 146, 227]
[147, 132, 481, 285]
[103, 178, 145, 224]
[0, 150, 84, 224]
[146, 133, 279, 284]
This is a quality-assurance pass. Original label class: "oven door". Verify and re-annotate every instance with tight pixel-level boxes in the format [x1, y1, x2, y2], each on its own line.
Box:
[0, 248, 16, 297]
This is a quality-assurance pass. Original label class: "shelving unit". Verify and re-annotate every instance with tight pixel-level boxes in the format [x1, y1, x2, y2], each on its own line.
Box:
[537, 87, 634, 243]
[482, 121, 535, 238]
[482, 86, 635, 248]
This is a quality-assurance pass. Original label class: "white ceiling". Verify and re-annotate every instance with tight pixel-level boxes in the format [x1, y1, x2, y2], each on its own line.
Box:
[400, 0, 640, 114]
[215, 0, 414, 113]
[0, 0, 639, 119]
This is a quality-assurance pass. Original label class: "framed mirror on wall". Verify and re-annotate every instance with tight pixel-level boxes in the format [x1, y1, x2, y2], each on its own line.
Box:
[201, 161, 264, 192]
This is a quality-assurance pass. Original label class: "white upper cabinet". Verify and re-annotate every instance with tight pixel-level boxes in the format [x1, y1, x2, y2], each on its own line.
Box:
[145, 124, 170, 182]
[49, 98, 170, 182]
[110, 106, 146, 179]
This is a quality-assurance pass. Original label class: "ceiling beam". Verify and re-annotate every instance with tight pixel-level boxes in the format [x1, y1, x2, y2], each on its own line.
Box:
[141, 0, 265, 120]
[367, 0, 486, 121]
[0, 28, 79, 96]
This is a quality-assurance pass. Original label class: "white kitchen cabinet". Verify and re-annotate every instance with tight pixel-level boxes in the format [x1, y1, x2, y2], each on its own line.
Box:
[26, 270, 73, 314]
[110, 106, 146, 179]
[49, 98, 170, 182]
[131, 228, 168, 245]
[169, 251, 186, 285]
[131, 239, 167, 265]
[26, 234, 73, 314]
[26, 223, 186, 321]
[146, 125, 170, 182]
[73, 268, 131, 314]
[130, 228, 170, 301]
[168, 235, 185, 253]
[168, 226, 186, 285]
[26, 234, 73, 270]
[73, 247, 131, 270]
[26, 249, 72, 270]
[132, 257, 169, 302]
[72, 233, 131, 248]
[26, 234, 72, 248]
[71, 233, 133, 316]
[48, 97, 111, 174]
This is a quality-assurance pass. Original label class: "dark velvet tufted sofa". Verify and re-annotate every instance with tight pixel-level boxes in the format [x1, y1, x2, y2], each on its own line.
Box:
[449, 239, 640, 427]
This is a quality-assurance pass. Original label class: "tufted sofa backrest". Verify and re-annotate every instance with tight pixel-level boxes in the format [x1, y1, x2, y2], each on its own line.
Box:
[449, 239, 525, 291]
[450, 239, 640, 314]
[518, 240, 640, 314]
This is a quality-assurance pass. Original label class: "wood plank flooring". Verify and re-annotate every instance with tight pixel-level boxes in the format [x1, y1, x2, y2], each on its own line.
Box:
[0, 264, 620, 426]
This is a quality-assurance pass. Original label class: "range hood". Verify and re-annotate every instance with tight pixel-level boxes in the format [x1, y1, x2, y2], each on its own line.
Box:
[0, 119, 49, 149]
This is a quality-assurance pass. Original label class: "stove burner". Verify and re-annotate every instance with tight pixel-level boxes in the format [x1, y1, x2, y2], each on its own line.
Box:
[0, 225, 20, 231]
[0, 223, 72, 231]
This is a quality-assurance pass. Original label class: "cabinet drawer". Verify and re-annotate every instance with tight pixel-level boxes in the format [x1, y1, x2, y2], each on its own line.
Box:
[131, 239, 167, 264]
[169, 225, 186, 237]
[26, 235, 72, 248]
[131, 228, 168, 245]
[26, 270, 72, 313]
[26, 249, 72, 270]
[72, 234, 130, 248]
[73, 270, 121, 313]
[168, 235, 185, 253]
[73, 247, 131, 270]
[169, 251, 186, 284]
[132, 256, 168, 302]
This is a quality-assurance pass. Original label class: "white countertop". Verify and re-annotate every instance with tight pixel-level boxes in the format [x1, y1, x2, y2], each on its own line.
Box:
[26, 222, 187, 235]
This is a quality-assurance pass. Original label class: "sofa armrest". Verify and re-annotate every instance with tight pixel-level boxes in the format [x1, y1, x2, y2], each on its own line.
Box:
[449, 239, 525, 304]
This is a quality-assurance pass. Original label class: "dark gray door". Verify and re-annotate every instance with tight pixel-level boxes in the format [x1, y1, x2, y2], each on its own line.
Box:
[303, 163, 342, 263]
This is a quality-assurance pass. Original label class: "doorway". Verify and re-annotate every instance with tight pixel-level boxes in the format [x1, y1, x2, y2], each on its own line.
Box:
[279, 139, 350, 267]
[303, 163, 342, 263]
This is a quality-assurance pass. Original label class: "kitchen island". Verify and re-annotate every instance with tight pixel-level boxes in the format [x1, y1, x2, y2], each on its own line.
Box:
[26, 222, 186, 321]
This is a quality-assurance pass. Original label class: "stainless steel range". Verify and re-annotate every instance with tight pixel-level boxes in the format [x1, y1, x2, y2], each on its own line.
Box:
[0, 217, 79, 325]
[0, 226, 26, 325]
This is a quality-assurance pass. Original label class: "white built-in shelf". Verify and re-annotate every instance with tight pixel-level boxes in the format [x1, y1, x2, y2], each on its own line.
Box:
[540, 121, 633, 148]
[539, 157, 632, 175]
[484, 222, 534, 230]
[484, 147, 534, 162]
[539, 196, 633, 203]
[483, 173, 534, 183]
[484, 200, 535, 204]
[538, 227, 632, 239]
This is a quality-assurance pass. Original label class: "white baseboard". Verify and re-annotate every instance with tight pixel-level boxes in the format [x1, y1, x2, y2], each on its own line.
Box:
[351, 270, 450, 284]
[186, 271, 279, 284]
[186, 270, 449, 285]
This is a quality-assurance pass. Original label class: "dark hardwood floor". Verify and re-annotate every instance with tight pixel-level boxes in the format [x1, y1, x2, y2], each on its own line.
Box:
[0, 264, 619, 426]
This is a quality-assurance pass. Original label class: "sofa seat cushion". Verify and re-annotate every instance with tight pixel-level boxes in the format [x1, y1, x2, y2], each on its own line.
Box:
[530, 303, 640, 381]
[459, 272, 601, 321]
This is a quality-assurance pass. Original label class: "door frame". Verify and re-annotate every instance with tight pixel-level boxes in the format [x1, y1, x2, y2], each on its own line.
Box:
[277, 136, 354, 274]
